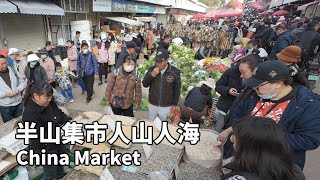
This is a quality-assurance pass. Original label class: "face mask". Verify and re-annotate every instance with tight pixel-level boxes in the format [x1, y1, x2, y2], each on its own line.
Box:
[29, 61, 38, 67]
[102, 39, 107, 42]
[248, 48, 254, 53]
[257, 84, 277, 99]
[83, 49, 89, 54]
[41, 55, 47, 59]
[124, 65, 134, 73]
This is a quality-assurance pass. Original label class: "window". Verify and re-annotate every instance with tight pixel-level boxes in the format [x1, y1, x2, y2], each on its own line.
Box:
[58, 0, 88, 13]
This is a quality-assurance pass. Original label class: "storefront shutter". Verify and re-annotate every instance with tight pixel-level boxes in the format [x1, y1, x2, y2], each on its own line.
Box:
[1, 14, 46, 52]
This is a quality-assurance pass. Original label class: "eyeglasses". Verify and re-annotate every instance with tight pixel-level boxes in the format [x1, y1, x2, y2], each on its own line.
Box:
[252, 82, 269, 91]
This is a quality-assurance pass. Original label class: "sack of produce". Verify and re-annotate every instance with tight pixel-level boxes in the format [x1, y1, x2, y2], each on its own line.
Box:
[73, 111, 103, 124]
[183, 129, 222, 169]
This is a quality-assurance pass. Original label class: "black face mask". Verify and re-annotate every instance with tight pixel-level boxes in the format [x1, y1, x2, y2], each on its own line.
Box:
[164, 42, 170, 48]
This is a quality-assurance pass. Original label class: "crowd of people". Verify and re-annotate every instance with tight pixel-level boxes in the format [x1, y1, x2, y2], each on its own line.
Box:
[0, 12, 319, 179]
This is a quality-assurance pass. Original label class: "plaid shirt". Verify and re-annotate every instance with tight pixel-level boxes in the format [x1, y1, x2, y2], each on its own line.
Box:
[105, 68, 142, 109]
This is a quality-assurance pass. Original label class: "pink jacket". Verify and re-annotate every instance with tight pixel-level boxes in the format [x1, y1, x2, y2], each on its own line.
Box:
[98, 43, 109, 63]
[67, 45, 78, 71]
[40, 57, 55, 81]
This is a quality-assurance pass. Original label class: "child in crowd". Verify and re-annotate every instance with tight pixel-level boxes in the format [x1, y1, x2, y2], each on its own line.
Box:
[55, 63, 76, 103]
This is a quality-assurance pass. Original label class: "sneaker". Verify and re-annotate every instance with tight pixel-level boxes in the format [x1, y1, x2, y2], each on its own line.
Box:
[86, 99, 91, 104]
[70, 99, 74, 103]
[98, 82, 103, 86]
[81, 91, 85, 95]
[104, 80, 108, 83]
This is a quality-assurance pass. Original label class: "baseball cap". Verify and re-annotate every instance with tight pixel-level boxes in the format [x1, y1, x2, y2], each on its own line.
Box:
[154, 49, 169, 62]
[244, 60, 290, 88]
[9, 48, 19, 55]
[27, 54, 40, 62]
[38, 49, 48, 54]
[125, 41, 137, 49]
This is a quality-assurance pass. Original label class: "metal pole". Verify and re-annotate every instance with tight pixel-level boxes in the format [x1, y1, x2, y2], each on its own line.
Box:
[61, 16, 65, 45]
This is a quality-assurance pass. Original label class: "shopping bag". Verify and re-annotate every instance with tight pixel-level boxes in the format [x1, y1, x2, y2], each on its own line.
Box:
[53, 88, 67, 105]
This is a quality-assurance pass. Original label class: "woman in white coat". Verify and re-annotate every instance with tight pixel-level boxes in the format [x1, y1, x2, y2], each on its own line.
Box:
[107, 33, 117, 72]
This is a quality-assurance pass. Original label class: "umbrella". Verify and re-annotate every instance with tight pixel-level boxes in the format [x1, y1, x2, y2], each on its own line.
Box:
[272, 10, 289, 16]
[191, 13, 207, 19]
[206, 11, 219, 18]
[216, 8, 243, 18]
[251, 2, 266, 10]
[259, 10, 270, 16]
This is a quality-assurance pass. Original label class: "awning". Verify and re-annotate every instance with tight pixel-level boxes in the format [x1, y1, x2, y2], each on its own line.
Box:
[103, 17, 144, 26]
[134, 17, 156, 22]
[0, 0, 18, 13]
[297, 0, 320, 11]
[10, 0, 64, 16]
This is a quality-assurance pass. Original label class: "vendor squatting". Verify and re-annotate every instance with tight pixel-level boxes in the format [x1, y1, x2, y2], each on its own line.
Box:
[16, 149, 141, 166]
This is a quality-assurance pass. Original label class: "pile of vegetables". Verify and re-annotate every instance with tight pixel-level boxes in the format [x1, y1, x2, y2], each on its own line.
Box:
[205, 63, 229, 73]
[101, 44, 232, 110]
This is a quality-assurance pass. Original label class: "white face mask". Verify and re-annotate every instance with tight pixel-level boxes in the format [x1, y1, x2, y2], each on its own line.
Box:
[124, 65, 134, 73]
[102, 39, 107, 42]
[41, 55, 48, 59]
[257, 84, 277, 99]
[83, 49, 89, 54]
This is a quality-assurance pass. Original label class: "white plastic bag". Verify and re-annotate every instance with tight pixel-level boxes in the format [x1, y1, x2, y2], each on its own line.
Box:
[104, 106, 114, 116]
[53, 88, 67, 105]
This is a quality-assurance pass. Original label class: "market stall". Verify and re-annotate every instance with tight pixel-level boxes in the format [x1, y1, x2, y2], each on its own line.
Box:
[164, 24, 234, 54]
[63, 116, 222, 180]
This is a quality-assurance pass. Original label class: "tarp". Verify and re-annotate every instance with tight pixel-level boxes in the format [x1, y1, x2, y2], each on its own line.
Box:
[10, 0, 64, 16]
[103, 17, 144, 26]
[191, 13, 206, 19]
[297, 0, 320, 11]
[216, 8, 243, 18]
[259, 10, 270, 16]
[205, 11, 219, 18]
[134, 17, 156, 22]
[272, 10, 289, 16]
[0, 0, 17, 13]
[251, 2, 266, 10]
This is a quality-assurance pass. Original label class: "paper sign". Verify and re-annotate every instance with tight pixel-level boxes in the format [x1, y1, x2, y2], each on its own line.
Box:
[100, 167, 115, 180]
[107, 118, 116, 132]
[121, 165, 138, 173]
[143, 144, 153, 159]
[154, 117, 162, 131]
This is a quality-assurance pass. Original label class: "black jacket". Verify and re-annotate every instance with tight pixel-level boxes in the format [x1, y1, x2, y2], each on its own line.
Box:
[142, 64, 181, 107]
[22, 99, 71, 151]
[184, 87, 213, 112]
[133, 37, 142, 48]
[47, 50, 57, 64]
[221, 164, 305, 180]
[297, 28, 320, 59]
[157, 40, 170, 51]
[255, 26, 273, 45]
[215, 64, 243, 113]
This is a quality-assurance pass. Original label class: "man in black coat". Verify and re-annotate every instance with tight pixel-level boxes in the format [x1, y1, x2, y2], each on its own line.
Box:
[254, 19, 273, 48]
[214, 63, 243, 132]
[157, 34, 172, 51]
